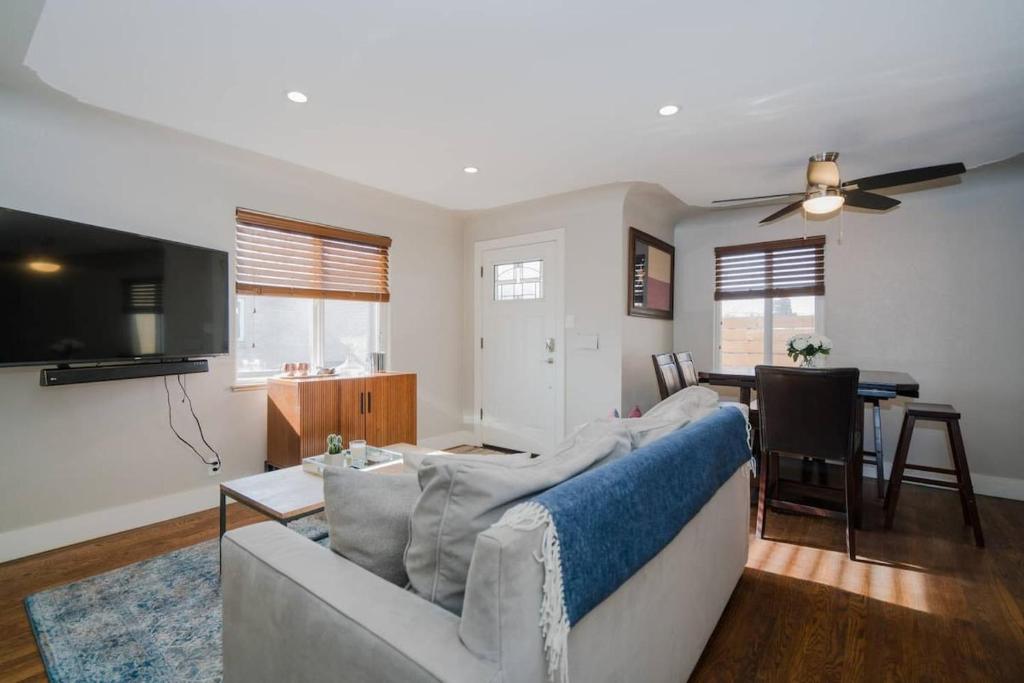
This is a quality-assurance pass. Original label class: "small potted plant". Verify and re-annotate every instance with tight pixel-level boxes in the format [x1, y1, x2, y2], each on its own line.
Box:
[325, 433, 344, 466]
[786, 334, 833, 368]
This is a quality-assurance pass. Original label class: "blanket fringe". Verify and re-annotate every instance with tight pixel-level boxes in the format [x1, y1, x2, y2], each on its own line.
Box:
[493, 503, 571, 683]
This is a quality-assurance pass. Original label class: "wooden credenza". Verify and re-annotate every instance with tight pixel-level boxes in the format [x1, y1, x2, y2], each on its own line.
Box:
[266, 372, 417, 469]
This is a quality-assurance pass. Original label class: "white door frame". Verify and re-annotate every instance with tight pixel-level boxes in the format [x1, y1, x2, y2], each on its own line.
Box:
[473, 229, 566, 451]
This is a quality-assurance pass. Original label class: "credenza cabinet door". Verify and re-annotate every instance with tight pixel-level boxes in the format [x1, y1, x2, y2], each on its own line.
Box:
[338, 378, 366, 448]
[298, 379, 340, 458]
[365, 374, 417, 447]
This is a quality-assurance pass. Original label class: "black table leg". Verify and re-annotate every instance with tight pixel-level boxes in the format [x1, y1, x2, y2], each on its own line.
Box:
[219, 490, 226, 574]
[871, 401, 886, 498]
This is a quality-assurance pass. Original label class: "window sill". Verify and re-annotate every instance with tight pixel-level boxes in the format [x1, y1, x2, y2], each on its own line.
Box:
[231, 381, 268, 392]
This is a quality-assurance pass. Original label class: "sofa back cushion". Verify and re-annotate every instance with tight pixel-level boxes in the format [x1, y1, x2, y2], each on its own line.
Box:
[405, 427, 630, 614]
[324, 466, 421, 586]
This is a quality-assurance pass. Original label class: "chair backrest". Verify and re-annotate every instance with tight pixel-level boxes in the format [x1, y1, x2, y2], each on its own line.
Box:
[755, 366, 860, 462]
[652, 353, 683, 400]
[674, 351, 699, 388]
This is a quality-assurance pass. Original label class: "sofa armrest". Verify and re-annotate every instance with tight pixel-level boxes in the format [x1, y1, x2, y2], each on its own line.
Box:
[222, 522, 500, 683]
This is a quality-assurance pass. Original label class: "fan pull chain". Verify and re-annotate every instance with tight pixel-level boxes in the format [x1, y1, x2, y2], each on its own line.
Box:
[803, 210, 808, 240]
[839, 206, 844, 245]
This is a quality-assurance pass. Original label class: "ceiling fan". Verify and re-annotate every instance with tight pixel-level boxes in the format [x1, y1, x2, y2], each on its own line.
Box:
[712, 153, 966, 224]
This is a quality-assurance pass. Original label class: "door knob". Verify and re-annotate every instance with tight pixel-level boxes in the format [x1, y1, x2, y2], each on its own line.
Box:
[543, 358, 554, 364]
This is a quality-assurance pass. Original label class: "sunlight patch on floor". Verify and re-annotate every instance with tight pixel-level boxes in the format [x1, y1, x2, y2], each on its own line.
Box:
[748, 537, 934, 613]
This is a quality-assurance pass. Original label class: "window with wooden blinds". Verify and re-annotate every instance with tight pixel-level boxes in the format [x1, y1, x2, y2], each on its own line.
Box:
[235, 208, 391, 302]
[714, 236, 825, 301]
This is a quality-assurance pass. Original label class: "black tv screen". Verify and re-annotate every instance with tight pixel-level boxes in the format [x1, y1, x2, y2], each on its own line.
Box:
[0, 207, 229, 366]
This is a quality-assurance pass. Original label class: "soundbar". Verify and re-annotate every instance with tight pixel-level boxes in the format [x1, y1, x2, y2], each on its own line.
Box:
[40, 359, 209, 387]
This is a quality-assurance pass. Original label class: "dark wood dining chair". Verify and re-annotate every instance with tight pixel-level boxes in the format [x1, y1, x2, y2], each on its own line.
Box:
[673, 352, 700, 388]
[755, 366, 862, 559]
[652, 353, 684, 400]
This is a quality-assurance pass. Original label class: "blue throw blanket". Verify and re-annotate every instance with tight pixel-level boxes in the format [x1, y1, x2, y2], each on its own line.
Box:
[494, 406, 751, 682]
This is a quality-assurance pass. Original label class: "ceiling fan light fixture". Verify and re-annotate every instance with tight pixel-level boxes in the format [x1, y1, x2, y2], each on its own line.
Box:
[803, 188, 845, 215]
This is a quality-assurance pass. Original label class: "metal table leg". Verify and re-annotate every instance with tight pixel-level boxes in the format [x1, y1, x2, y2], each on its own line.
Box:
[872, 401, 886, 498]
[219, 490, 226, 574]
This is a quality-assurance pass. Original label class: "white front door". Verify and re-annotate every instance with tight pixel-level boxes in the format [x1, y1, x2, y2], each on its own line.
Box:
[477, 236, 563, 455]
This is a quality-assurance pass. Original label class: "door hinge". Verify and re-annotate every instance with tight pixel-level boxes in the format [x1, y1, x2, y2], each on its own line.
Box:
[480, 408, 484, 420]
[480, 266, 484, 278]
[480, 337, 484, 349]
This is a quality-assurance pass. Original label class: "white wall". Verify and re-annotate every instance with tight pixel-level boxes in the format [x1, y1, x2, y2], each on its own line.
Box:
[461, 185, 630, 434]
[0, 87, 465, 560]
[674, 157, 1024, 499]
[621, 184, 686, 413]
[461, 182, 689, 440]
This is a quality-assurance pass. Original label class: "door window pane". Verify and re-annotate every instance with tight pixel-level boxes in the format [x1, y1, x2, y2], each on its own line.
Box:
[235, 295, 315, 379]
[494, 260, 543, 301]
[719, 299, 764, 368]
[323, 300, 380, 371]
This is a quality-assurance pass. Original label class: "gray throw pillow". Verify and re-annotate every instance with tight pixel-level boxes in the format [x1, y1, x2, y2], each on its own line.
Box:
[323, 466, 421, 586]
[404, 427, 630, 614]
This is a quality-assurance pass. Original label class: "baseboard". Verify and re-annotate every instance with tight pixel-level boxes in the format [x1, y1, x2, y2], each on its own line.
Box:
[2, 434, 478, 563]
[417, 430, 479, 450]
[861, 463, 1024, 501]
[0, 483, 229, 563]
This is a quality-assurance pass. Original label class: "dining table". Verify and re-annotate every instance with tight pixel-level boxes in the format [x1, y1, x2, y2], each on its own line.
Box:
[698, 367, 920, 503]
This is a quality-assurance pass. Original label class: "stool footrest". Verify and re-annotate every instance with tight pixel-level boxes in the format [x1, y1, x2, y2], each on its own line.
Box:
[904, 463, 956, 476]
[901, 475, 960, 490]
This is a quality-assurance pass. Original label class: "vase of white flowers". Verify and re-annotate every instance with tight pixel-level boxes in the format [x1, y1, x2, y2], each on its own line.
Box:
[786, 334, 833, 368]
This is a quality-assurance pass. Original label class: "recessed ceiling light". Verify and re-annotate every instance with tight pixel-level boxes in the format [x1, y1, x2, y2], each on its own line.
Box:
[27, 260, 62, 274]
[463, 166, 479, 174]
[658, 104, 679, 117]
[286, 91, 308, 103]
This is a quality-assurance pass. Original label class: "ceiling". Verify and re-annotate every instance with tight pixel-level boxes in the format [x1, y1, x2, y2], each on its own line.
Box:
[5, 0, 1024, 210]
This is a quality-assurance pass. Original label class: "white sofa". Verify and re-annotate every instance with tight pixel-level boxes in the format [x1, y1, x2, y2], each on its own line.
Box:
[221, 463, 748, 682]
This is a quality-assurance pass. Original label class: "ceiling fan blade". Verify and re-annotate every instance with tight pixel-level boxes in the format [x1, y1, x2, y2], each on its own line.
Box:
[843, 190, 901, 211]
[843, 163, 966, 191]
[713, 191, 806, 204]
[759, 200, 804, 224]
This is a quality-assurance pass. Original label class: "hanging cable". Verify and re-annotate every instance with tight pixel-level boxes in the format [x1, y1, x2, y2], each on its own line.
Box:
[163, 375, 221, 469]
[178, 375, 222, 469]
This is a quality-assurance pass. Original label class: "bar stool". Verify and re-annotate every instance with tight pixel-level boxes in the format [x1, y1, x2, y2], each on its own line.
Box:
[883, 402, 984, 547]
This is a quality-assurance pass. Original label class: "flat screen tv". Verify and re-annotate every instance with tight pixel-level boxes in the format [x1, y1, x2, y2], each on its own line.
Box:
[0, 207, 229, 367]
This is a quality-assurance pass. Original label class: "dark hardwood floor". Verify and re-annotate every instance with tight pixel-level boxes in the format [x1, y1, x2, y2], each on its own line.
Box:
[1, 482, 1022, 682]
[693, 483, 1024, 681]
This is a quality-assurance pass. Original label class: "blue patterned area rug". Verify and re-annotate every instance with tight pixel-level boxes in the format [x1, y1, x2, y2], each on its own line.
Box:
[25, 516, 329, 683]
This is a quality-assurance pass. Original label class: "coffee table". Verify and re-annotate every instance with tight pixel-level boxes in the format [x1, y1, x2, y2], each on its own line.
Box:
[219, 458, 406, 570]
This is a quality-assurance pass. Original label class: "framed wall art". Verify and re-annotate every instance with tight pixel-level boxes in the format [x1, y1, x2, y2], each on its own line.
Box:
[628, 227, 674, 319]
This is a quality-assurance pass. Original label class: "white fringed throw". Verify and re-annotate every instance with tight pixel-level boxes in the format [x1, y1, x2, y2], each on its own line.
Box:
[493, 502, 570, 683]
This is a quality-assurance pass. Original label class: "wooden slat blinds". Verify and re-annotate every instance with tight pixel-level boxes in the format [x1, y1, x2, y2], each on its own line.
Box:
[235, 208, 391, 302]
[714, 236, 825, 301]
